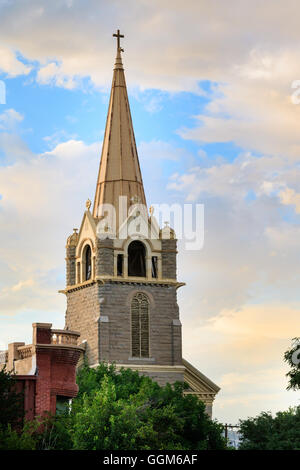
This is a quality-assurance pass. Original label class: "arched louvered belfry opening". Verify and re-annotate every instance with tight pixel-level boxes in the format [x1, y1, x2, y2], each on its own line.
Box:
[128, 240, 146, 277]
[131, 292, 150, 358]
[84, 245, 92, 281]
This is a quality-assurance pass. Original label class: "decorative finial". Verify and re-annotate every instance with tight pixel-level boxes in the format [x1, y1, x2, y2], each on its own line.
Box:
[73, 228, 78, 234]
[113, 29, 124, 51]
[149, 205, 154, 216]
[86, 199, 91, 211]
[164, 221, 170, 227]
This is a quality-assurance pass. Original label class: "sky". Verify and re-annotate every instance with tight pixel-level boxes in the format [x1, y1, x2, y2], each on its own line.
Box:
[0, 0, 300, 424]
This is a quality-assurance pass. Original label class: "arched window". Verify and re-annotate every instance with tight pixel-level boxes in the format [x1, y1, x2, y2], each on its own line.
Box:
[84, 245, 92, 281]
[128, 241, 146, 277]
[131, 293, 149, 358]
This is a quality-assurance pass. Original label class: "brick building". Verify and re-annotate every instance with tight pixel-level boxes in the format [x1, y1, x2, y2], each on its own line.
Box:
[0, 323, 84, 419]
[62, 31, 220, 417]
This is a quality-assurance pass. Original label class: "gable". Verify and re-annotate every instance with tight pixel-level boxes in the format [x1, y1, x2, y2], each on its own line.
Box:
[183, 358, 220, 397]
[76, 210, 97, 257]
[118, 210, 160, 241]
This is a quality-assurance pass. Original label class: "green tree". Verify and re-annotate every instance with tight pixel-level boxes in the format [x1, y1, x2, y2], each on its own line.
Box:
[0, 362, 226, 450]
[284, 337, 300, 391]
[0, 423, 37, 450]
[238, 407, 300, 450]
[70, 363, 226, 450]
[0, 367, 31, 449]
[0, 367, 24, 429]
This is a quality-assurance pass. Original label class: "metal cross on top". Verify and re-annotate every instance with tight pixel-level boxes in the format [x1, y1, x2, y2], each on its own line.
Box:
[113, 29, 124, 51]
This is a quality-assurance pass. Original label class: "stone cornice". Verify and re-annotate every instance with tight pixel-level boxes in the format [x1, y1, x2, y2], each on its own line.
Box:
[59, 279, 100, 294]
[60, 277, 185, 294]
[91, 362, 186, 374]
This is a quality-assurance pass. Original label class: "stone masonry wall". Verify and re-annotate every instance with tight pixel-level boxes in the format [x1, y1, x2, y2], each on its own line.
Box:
[66, 245, 76, 286]
[65, 283, 100, 365]
[98, 282, 182, 367]
[172, 320, 182, 365]
[137, 370, 185, 387]
[96, 238, 114, 276]
[65, 281, 182, 369]
[161, 239, 177, 279]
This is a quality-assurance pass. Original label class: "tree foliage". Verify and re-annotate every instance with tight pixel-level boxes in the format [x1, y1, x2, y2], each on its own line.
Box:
[284, 337, 300, 391]
[238, 407, 300, 450]
[0, 362, 226, 450]
[0, 423, 37, 450]
[0, 367, 24, 429]
[70, 363, 226, 450]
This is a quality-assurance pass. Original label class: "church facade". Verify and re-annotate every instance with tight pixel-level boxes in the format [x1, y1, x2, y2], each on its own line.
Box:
[62, 32, 220, 417]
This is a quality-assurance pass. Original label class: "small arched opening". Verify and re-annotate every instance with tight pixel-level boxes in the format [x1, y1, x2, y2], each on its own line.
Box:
[128, 241, 146, 277]
[83, 245, 92, 281]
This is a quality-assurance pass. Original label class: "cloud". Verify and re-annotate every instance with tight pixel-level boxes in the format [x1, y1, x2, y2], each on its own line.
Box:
[170, 150, 300, 322]
[207, 304, 300, 344]
[178, 45, 300, 159]
[279, 187, 300, 214]
[168, 150, 300, 206]
[0, 137, 100, 317]
[0, 110, 30, 164]
[0, 108, 24, 130]
[139, 140, 189, 161]
[182, 303, 300, 421]
[1, 1, 300, 163]
[43, 129, 78, 148]
[0, 0, 297, 92]
[1, 0, 300, 423]
[169, 148, 300, 421]
[37, 62, 79, 90]
[0, 44, 31, 77]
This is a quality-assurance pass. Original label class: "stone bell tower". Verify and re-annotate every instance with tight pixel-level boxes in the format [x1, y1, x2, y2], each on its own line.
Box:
[62, 31, 220, 413]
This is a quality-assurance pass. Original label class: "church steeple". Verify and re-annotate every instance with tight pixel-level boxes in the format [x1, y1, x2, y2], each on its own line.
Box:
[92, 30, 147, 222]
[64, 32, 220, 416]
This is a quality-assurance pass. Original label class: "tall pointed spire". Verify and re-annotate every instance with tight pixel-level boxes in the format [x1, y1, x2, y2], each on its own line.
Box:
[93, 30, 147, 224]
